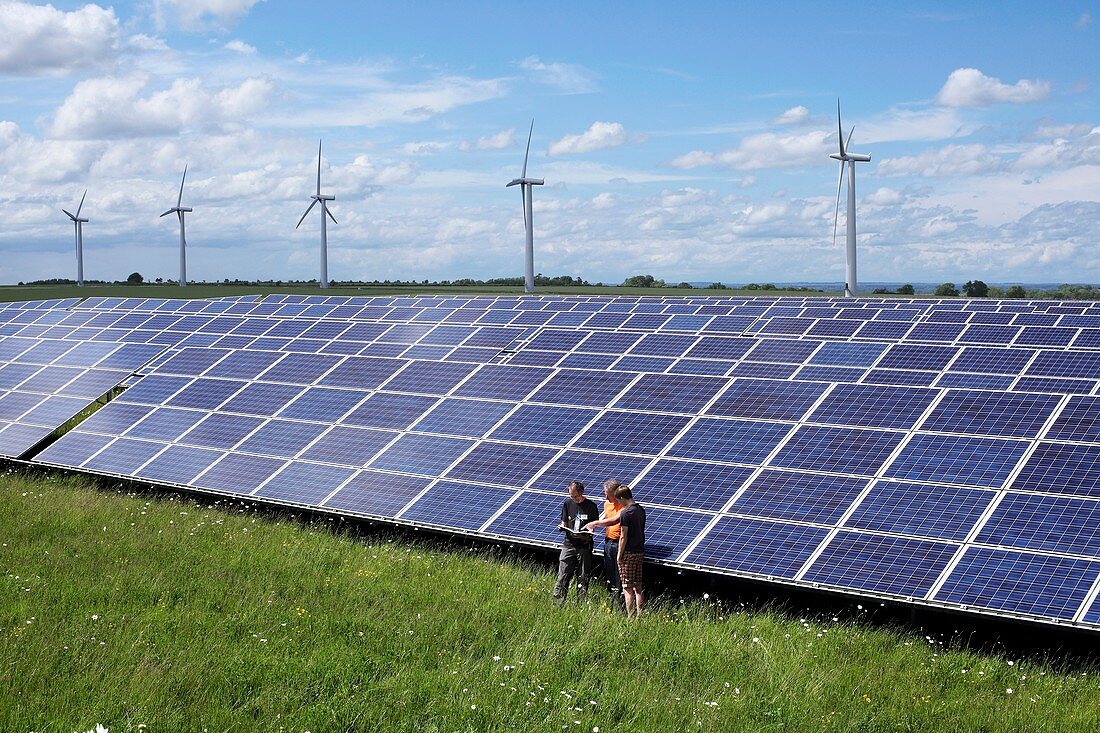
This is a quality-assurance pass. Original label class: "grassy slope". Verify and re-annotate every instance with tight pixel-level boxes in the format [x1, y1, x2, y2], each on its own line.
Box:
[2, 472, 1097, 732]
[0, 283, 842, 303]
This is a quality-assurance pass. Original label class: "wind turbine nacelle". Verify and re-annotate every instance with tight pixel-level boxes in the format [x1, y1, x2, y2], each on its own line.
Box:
[847, 153, 871, 162]
[314, 194, 336, 201]
[829, 153, 844, 162]
[507, 177, 545, 187]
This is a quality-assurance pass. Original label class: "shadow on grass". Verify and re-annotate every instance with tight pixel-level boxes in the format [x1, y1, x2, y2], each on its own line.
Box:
[8, 458, 1100, 670]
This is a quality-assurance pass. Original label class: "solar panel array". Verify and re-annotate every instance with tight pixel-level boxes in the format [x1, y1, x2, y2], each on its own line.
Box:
[8, 292, 1100, 631]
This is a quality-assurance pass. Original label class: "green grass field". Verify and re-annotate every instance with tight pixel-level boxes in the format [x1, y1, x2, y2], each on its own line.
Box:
[0, 282, 842, 304]
[2, 470, 1098, 732]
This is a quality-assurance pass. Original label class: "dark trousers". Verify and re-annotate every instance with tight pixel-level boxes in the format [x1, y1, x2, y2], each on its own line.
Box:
[553, 542, 594, 600]
[603, 539, 623, 598]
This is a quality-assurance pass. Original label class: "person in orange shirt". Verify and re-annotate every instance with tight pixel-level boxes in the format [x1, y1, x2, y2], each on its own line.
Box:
[597, 478, 626, 607]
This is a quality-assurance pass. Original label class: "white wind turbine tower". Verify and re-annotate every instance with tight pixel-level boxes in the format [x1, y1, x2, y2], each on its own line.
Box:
[830, 101, 872, 297]
[160, 166, 192, 287]
[61, 190, 88, 287]
[506, 120, 544, 293]
[295, 140, 337, 288]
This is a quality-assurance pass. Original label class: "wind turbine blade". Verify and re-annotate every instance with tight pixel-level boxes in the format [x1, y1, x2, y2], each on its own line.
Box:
[326, 206, 337, 225]
[295, 199, 318, 229]
[832, 162, 844, 250]
[521, 119, 534, 178]
[62, 209, 75, 220]
[177, 165, 187, 208]
[159, 209, 174, 218]
[316, 139, 322, 196]
[177, 210, 185, 224]
[845, 126, 855, 153]
[837, 100, 845, 156]
[520, 186, 527, 229]
[75, 190, 87, 218]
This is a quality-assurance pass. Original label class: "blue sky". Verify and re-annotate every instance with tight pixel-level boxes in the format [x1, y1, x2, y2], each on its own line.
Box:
[0, 1, 1098, 285]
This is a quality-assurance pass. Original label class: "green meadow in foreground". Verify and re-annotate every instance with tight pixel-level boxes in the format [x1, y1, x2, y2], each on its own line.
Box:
[2, 471, 1098, 732]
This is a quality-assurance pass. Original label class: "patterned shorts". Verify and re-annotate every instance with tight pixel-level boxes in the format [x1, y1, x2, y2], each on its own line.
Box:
[618, 551, 644, 591]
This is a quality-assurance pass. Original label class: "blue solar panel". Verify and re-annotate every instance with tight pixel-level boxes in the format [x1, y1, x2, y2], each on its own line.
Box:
[528, 450, 651, 492]
[399, 481, 517, 530]
[484, 490, 569, 545]
[1011, 442, 1100, 497]
[731, 470, 868, 524]
[745, 339, 820, 363]
[803, 532, 958, 597]
[686, 516, 829, 578]
[978, 493, 1100, 558]
[452, 365, 551, 401]
[633, 460, 754, 511]
[572, 411, 690, 455]
[323, 470, 431, 517]
[885, 434, 1029, 488]
[446, 442, 560, 487]
[203, 350, 284, 380]
[771, 426, 904, 476]
[381, 361, 478, 395]
[299, 426, 396, 467]
[255, 461, 355, 505]
[706, 379, 827, 421]
[35, 430, 114, 467]
[684, 337, 755, 360]
[220, 382, 303, 417]
[1028, 351, 1100, 380]
[877, 344, 958, 371]
[530, 370, 637, 407]
[165, 378, 242, 410]
[635, 506, 716, 560]
[668, 418, 791, 464]
[488, 404, 596, 446]
[137, 444, 223, 484]
[809, 384, 937, 430]
[341, 392, 438, 429]
[411, 398, 515, 437]
[180, 412, 263, 450]
[125, 407, 205, 441]
[844, 481, 994, 541]
[728, 362, 798, 379]
[84, 438, 165, 475]
[1046, 397, 1100, 443]
[935, 548, 1100, 620]
[278, 387, 365, 422]
[236, 420, 328, 458]
[155, 347, 230, 376]
[369, 434, 474, 475]
[613, 374, 728, 414]
[935, 373, 1015, 390]
[1015, 376, 1096, 394]
[195, 452, 287, 494]
[920, 390, 1060, 439]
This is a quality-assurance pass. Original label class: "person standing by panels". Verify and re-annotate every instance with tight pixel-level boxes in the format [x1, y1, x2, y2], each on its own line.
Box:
[615, 487, 646, 618]
[599, 479, 627, 607]
[552, 480, 599, 604]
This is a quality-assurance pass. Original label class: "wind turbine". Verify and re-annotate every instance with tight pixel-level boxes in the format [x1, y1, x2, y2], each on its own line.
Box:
[295, 140, 337, 288]
[160, 166, 192, 287]
[61, 190, 88, 287]
[506, 120, 544, 293]
[829, 101, 871, 298]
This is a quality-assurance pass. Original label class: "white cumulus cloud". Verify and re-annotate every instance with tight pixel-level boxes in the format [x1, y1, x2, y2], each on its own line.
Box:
[549, 122, 630, 156]
[224, 39, 256, 54]
[156, 0, 264, 31]
[877, 144, 1005, 177]
[459, 128, 515, 151]
[49, 74, 274, 139]
[935, 68, 1050, 107]
[0, 1, 119, 75]
[518, 56, 598, 93]
[771, 106, 810, 126]
[670, 130, 832, 170]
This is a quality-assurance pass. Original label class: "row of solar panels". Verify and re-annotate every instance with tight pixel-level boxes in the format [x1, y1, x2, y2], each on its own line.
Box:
[74, 293, 1100, 324]
[5, 312, 1100, 400]
[29, 361, 1100, 627]
[5, 294, 1100, 631]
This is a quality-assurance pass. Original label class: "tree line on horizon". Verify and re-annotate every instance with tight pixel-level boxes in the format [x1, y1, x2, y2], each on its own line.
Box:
[12, 274, 1100, 300]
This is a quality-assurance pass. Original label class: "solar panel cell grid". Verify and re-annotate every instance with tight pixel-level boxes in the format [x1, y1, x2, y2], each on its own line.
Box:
[686, 516, 830, 578]
[731, 470, 868, 525]
[803, 532, 959, 597]
[935, 547, 1100, 620]
[843, 481, 995, 541]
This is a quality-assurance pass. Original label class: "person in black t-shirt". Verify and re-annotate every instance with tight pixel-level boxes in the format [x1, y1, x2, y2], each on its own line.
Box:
[587, 486, 646, 617]
[552, 480, 599, 604]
